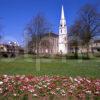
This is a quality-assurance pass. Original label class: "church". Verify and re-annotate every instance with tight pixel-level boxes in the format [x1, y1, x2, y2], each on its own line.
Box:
[38, 5, 68, 55]
[32, 5, 100, 55]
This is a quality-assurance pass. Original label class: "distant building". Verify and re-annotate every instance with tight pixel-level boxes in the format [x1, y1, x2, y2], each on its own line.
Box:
[91, 39, 100, 53]
[0, 42, 24, 57]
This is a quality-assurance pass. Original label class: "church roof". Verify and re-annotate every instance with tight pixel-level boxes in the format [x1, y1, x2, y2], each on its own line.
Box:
[42, 32, 58, 38]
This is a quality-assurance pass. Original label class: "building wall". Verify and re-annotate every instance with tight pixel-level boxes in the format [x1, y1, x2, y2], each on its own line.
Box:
[38, 36, 58, 55]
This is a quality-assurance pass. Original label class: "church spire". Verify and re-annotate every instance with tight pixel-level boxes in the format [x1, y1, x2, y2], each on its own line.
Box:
[59, 5, 68, 54]
[61, 5, 65, 19]
[60, 5, 66, 28]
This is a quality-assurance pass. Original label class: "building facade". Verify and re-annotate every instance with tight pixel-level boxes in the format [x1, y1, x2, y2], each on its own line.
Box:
[39, 33, 58, 54]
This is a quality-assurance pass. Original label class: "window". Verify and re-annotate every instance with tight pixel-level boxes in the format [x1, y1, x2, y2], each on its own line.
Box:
[61, 30, 62, 33]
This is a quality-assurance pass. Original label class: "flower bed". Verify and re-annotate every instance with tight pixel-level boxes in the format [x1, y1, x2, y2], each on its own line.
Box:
[0, 75, 100, 100]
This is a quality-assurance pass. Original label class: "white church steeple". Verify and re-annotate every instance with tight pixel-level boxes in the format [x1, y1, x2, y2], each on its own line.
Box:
[58, 5, 68, 54]
[61, 5, 65, 19]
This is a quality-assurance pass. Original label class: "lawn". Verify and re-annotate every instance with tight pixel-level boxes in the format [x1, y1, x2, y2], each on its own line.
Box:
[0, 56, 100, 78]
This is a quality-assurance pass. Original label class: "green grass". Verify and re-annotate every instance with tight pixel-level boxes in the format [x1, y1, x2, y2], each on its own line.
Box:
[0, 56, 100, 78]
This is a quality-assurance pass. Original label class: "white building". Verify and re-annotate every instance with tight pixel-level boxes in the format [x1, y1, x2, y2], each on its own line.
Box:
[58, 5, 68, 54]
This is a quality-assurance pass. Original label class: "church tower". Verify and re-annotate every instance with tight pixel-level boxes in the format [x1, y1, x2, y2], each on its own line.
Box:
[59, 5, 68, 54]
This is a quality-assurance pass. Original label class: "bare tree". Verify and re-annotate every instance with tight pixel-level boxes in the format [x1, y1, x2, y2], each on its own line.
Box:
[25, 13, 51, 56]
[80, 4, 100, 58]
[70, 4, 100, 58]
[69, 21, 82, 58]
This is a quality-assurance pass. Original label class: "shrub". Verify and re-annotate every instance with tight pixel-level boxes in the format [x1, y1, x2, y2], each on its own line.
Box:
[66, 53, 77, 59]
[41, 54, 51, 58]
[93, 52, 100, 57]
[81, 53, 90, 60]
[53, 54, 64, 59]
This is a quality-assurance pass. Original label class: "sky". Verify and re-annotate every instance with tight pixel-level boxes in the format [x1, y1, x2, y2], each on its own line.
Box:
[0, 0, 100, 45]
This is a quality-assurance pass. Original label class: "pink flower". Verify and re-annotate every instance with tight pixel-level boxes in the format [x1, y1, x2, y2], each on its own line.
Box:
[0, 75, 99, 97]
[0, 88, 3, 93]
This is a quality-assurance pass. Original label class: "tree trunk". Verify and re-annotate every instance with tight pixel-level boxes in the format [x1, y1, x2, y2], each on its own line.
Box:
[74, 46, 78, 59]
[86, 44, 89, 59]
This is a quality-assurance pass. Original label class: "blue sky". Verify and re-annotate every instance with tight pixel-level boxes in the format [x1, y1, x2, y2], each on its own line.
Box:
[0, 0, 100, 45]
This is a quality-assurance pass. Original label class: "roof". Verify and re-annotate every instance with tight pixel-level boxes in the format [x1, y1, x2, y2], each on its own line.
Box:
[94, 40, 100, 43]
[42, 33, 59, 38]
[93, 36, 100, 43]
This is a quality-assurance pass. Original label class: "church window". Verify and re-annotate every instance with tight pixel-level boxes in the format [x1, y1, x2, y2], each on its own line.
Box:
[61, 30, 62, 33]
[64, 37, 66, 41]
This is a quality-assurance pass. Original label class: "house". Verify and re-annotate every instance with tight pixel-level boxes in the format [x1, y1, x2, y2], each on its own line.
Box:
[91, 39, 100, 53]
[0, 42, 24, 57]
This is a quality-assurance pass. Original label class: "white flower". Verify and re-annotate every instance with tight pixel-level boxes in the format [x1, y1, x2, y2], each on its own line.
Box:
[50, 91, 56, 95]
[3, 78, 9, 82]
[60, 89, 66, 96]
[61, 89, 65, 93]
[74, 78, 78, 82]
[0, 81, 3, 85]
[86, 91, 91, 94]
[43, 85, 47, 88]
[38, 82, 42, 85]
[20, 75, 25, 79]
[29, 89, 34, 93]
[86, 79, 91, 83]
[61, 93, 66, 96]
[70, 85, 75, 89]
[13, 93, 17, 96]
[95, 82, 100, 85]
[35, 85, 41, 89]
[95, 91, 99, 94]
[47, 82, 50, 85]
[69, 77, 73, 82]
[33, 94, 37, 97]
[56, 88, 60, 90]
[3, 75, 7, 78]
